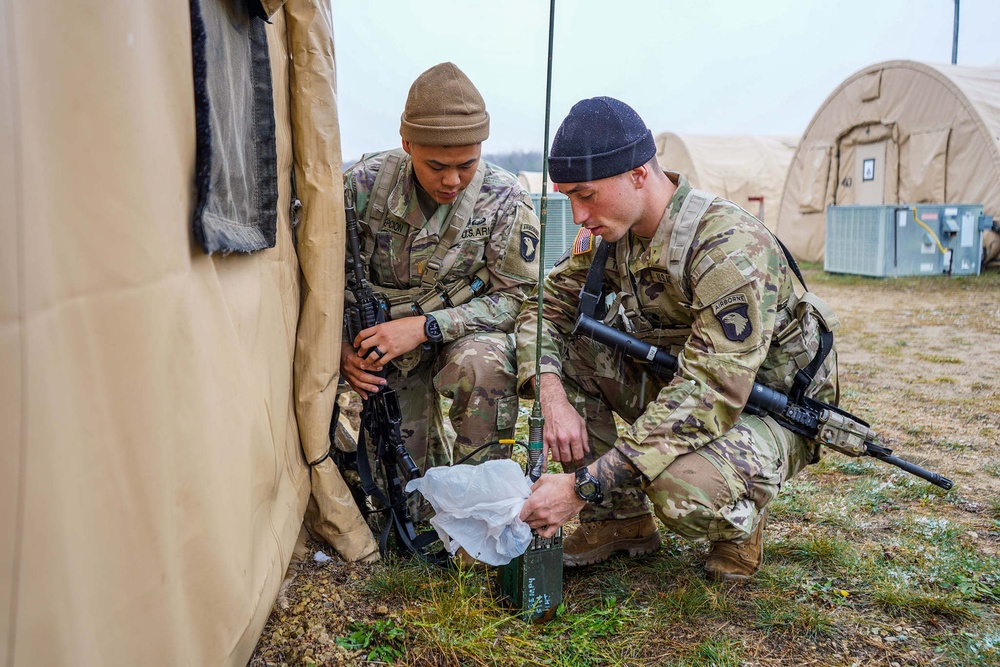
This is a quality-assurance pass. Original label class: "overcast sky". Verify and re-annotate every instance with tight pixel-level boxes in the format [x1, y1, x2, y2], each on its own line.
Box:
[331, 0, 1000, 163]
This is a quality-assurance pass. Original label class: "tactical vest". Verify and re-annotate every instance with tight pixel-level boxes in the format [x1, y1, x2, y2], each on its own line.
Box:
[590, 186, 839, 403]
[359, 148, 492, 321]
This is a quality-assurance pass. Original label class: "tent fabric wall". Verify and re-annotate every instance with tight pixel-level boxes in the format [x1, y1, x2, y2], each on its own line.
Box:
[775, 60, 1000, 264]
[1, 0, 369, 664]
[517, 171, 557, 194]
[654, 133, 799, 230]
[284, 0, 378, 563]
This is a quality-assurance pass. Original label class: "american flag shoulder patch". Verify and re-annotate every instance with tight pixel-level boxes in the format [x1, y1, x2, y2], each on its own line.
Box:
[572, 228, 594, 255]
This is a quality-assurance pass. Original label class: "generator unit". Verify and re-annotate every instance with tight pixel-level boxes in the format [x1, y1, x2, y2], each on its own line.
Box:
[825, 204, 993, 278]
[530, 192, 575, 273]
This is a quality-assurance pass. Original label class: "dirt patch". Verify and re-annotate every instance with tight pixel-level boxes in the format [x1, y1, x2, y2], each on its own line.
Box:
[819, 275, 1000, 501]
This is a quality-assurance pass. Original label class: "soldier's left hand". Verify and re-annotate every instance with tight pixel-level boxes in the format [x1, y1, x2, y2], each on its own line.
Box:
[355, 317, 427, 370]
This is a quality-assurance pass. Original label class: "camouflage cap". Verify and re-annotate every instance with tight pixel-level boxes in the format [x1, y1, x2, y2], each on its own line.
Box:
[400, 62, 490, 146]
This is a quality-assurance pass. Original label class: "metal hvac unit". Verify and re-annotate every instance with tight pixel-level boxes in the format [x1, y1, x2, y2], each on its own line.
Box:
[530, 192, 575, 272]
[825, 204, 992, 277]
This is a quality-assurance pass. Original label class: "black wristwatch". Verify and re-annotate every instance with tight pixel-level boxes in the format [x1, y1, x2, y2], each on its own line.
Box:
[424, 314, 443, 343]
[574, 467, 604, 504]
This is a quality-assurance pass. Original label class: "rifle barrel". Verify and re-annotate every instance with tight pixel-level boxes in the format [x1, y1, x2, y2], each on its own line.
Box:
[866, 449, 954, 490]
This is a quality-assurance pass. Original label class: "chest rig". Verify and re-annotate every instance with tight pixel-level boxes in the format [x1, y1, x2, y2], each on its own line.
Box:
[579, 187, 838, 405]
[359, 149, 492, 321]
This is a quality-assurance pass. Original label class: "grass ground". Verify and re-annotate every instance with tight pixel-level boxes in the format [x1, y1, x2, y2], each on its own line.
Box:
[250, 268, 1000, 667]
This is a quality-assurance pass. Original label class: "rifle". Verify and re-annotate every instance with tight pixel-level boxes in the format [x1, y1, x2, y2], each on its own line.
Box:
[572, 313, 953, 490]
[340, 198, 447, 563]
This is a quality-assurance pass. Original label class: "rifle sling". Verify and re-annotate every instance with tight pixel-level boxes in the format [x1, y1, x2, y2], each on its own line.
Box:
[578, 239, 612, 320]
[354, 405, 448, 564]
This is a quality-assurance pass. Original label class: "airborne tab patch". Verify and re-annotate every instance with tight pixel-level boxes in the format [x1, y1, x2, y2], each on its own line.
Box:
[573, 228, 594, 255]
[712, 293, 752, 342]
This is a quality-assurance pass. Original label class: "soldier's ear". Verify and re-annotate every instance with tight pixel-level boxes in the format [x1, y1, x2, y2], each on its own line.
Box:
[630, 165, 648, 189]
[401, 139, 413, 156]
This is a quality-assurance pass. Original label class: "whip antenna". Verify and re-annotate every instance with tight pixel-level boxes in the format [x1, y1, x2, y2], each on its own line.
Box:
[500, 0, 562, 624]
[527, 0, 557, 481]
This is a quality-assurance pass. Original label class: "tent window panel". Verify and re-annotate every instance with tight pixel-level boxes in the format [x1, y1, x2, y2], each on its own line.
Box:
[797, 145, 833, 213]
[900, 128, 950, 204]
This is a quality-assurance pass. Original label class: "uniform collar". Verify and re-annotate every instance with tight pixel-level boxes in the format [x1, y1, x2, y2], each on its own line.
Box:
[646, 171, 690, 267]
[385, 153, 453, 229]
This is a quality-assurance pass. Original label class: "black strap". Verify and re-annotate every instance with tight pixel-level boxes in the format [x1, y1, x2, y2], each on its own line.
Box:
[768, 232, 835, 403]
[772, 233, 809, 292]
[354, 407, 450, 566]
[578, 240, 613, 320]
[790, 328, 834, 403]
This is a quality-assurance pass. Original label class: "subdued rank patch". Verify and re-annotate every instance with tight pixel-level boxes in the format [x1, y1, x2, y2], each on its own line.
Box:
[573, 227, 593, 255]
[712, 293, 752, 342]
[521, 228, 539, 262]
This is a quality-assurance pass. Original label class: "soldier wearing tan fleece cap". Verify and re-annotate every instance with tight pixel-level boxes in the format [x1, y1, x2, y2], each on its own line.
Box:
[342, 64, 540, 533]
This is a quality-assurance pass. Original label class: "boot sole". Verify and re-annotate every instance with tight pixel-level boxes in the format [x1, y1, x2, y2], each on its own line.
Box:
[563, 533, 661, 568]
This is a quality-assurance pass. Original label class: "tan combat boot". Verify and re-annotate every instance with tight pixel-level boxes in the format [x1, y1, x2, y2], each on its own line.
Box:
[562, 515, 661, 567]
[705, 508, 768, 582]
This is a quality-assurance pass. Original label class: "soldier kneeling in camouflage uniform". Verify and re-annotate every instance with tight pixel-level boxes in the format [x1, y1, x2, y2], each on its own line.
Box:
[517, 97, 838, 581]
[342, 63, 539, 479]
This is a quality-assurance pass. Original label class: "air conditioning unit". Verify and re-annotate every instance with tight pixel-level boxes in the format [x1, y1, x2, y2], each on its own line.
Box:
[530, 192, 575, 273]
[825, 204, 992, 277]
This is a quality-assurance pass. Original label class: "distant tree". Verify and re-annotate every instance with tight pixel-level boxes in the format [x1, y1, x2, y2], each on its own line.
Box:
[483, 150, 543, 174]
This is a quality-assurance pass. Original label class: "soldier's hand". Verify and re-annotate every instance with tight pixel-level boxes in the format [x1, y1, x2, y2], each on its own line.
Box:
[538, 373, 589, 463]
[519, 472, 584, 538]
[340, 342, 386, 399]
[354, 317, 427, 370]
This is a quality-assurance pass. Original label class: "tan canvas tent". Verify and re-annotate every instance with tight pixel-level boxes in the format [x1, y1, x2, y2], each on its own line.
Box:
[517, 170, 558, 194]
[654, 133, 799, 230]
[775, 59, 1000, 265]
[2, 1, 375, 664]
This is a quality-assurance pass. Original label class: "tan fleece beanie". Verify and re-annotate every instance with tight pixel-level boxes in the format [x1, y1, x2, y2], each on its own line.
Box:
[400, 62, 490, 146]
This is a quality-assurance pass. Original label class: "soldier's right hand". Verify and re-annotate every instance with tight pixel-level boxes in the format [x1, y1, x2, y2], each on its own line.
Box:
[340, 342, 387, 399]
[538, 373, 589, 463]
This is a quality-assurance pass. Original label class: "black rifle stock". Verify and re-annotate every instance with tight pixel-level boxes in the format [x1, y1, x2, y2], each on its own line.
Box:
[572, 313, 953, 490]
[342, 201, 443, 562]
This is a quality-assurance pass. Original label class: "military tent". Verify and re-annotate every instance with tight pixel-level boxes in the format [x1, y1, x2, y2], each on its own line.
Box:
[517, 170, 558, 194]
[2, 1, 375, 664]
[654, 133, 799, 230]
[775, 59, 1000, 265]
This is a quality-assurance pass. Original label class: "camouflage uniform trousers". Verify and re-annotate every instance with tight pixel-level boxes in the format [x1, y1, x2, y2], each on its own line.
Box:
[560, 336, 816, 542]
[389, 331, 519, 474]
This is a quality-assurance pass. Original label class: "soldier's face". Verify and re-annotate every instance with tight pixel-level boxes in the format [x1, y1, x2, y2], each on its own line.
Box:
[559, 172, 643, 242]
[402, 141, 481, 205]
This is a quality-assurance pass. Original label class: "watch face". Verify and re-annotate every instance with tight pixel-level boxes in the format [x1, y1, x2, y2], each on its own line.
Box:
[575, 467, 602, 502]
[425, 317, 442, 342]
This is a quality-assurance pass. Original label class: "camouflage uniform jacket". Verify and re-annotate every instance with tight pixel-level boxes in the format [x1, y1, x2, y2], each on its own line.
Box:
[516, 172, 837, 483]
[345, 150, 540, 341]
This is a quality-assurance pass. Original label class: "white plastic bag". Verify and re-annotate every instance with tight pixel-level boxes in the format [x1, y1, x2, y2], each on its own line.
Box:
[405, 459, 532, 566]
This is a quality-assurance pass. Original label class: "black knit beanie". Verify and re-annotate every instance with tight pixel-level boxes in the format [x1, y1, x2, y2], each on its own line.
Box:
[548, 97, 656, 183]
